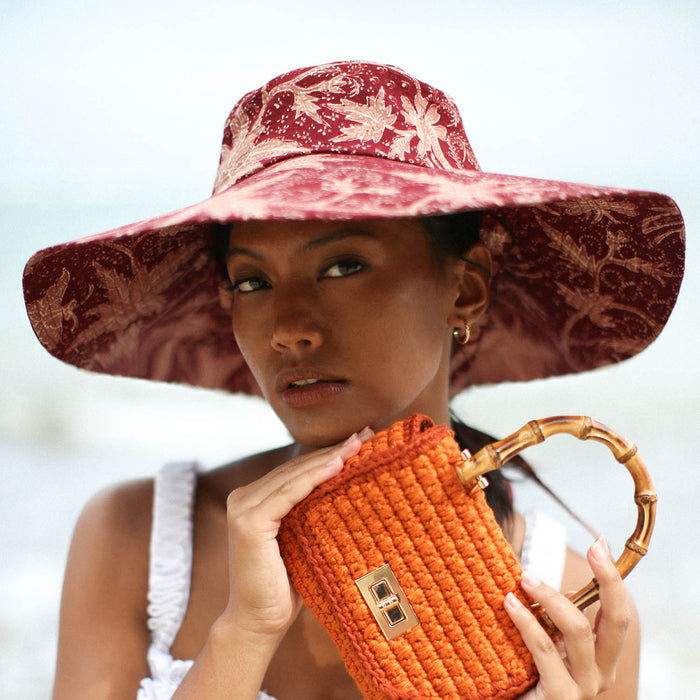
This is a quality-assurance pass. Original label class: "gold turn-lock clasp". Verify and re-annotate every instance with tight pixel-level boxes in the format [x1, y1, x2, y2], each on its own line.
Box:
[355, 564, 420, 640]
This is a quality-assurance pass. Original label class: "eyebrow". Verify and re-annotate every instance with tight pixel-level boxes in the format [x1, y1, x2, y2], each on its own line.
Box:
[226, 229, 379, 260]
[226, 245, 264, 261]
[302, 229, 379, 251]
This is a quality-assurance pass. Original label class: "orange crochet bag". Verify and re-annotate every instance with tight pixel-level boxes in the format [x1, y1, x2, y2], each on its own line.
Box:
[278, 414, 656, 700]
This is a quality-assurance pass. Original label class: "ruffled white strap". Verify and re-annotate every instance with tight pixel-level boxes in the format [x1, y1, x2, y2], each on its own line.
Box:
[146, 462, 198, 652]
[138, 647, 194, 700]
[521, 511, 567, 590]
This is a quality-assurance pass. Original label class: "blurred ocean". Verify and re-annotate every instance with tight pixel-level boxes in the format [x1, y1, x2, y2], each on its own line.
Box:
[2, 2, 699, 698]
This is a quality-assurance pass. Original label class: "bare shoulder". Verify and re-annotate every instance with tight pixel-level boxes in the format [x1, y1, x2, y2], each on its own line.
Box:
[77, 476, 154, 534]
[53, 478, 155, 699]
[69, 477, 154, 601]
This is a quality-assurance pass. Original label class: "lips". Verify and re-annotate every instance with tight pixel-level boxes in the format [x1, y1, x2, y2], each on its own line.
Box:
[276, 368, 346, 393]
[276, 369, 348, 407]
[288, 378, 330, 388]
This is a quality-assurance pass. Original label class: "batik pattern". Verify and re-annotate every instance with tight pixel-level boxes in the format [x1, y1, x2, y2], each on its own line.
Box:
[213, 62, 478, 193]
[22, 61, 686, 394]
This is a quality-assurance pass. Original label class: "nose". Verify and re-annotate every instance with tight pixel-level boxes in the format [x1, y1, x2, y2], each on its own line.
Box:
[270, 284, 325, 352]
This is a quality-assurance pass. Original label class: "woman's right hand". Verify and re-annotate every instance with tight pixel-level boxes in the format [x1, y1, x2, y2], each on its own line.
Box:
[219, 427, 374, 643]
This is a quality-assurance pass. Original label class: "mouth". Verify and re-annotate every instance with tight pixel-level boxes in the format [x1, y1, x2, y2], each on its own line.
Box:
[288, 378, 337, 388]
[277, 371, 348, 407]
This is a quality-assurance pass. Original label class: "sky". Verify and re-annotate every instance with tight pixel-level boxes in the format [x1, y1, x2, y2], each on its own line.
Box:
[1, 1, 699, 697]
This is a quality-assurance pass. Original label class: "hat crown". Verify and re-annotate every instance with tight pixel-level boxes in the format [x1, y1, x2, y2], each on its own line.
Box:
[213, 61, 480, 193]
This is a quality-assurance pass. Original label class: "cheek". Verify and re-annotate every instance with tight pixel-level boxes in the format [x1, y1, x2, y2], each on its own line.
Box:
[352, 285, 449, 385]
[377, 277, 450, 343]
[231, 309, 268, 380]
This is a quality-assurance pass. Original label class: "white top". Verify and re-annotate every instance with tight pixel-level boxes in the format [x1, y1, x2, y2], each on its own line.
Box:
[137, 461, 567, 699]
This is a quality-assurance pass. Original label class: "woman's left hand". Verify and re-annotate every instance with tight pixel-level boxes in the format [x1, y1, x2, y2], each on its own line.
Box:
[505, 537, 632, 699]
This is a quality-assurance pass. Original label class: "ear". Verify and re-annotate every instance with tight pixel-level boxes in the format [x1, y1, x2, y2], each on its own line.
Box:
[447, 242, 493, 327]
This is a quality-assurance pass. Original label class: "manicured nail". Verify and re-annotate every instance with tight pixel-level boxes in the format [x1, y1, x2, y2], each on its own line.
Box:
[591, 536, 611, 564]
[342, 433, 359, 446]
[521, 571, 542, 589]
[505, 592, 524, 610]
[324, 455, 343, 470]
[358, 426, 374, 441]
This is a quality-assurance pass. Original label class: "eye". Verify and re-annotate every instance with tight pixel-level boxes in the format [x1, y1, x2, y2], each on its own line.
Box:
[231, 276, 270, 293]
[322, 259, 366, 279]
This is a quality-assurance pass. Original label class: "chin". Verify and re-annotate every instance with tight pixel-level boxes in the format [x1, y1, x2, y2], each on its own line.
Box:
[287, 408, 428, 449]
[291, 420, 366, 449]
[280, 406, 383, 449]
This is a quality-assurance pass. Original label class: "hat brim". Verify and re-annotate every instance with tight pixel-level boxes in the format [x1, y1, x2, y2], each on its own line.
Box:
[23, 154, 685, 394]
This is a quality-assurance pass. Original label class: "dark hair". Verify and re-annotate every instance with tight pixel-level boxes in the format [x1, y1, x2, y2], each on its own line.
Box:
[421, 210, 483, 263]
[210, 222, 234, 279]
[421, 211, 513, 527]
[450, 417, 513, 529]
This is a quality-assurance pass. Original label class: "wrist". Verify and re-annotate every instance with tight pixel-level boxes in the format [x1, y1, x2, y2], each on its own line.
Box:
[209, 612, 285, 658]
[171, 615, 284, 700]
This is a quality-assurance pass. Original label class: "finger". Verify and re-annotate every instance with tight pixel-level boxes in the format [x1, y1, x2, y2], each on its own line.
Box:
[231, 429, 370, 513]
[225, 451, 352, 609]
[256, 452, 348, 522]
[269, 426, 373, 483]
[587, 537, 630, 675]
[504, 588, 574, 699]
[519, 572, 597, 695]
[229, 427, 374, 524]
[262, 426, 374, 517]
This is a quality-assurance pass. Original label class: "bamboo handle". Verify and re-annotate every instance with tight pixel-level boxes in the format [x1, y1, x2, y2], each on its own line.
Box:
[455, 416, 657, 628]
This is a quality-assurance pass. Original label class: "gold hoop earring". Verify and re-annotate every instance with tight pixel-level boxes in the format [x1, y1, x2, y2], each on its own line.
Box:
[453, 320, 471, 345]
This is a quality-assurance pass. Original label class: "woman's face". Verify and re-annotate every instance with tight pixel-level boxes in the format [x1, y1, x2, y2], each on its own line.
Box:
[225, 218, 467, 447]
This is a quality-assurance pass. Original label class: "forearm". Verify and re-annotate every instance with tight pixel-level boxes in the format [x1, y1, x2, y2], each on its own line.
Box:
[172, 435, 368, 699]
[172, 618, 282, 700]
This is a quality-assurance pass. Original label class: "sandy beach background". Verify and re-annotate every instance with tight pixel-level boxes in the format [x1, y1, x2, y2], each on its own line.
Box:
[2, 1, 698, 697]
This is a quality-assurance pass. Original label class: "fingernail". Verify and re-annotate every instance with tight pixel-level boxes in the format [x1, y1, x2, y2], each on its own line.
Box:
[591, 536, 611, 564]
[505, 592, 524, 610]
[521, 571, 542, 589]
[324, 455, 343, 470]
[358, 426, 374, 441]
[342, 433, 359, 446]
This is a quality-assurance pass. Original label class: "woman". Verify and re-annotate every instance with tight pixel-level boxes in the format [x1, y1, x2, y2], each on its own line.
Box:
[23, 61, 685, 699]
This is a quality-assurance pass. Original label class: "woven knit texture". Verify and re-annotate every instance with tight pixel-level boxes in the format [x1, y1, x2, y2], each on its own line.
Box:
[278, 415, 538, 700]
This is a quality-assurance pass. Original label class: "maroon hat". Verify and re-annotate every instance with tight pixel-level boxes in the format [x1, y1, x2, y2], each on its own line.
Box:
[23, 61, 685, 395]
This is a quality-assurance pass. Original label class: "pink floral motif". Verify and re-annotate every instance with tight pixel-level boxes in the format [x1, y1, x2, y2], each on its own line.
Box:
[215, 108, 307, 193]
[399, 92, 452, 169]
[327, 87, 397, 143]
[539, 198, 638, 225]
[213, 62, 477, 194]
[25, 268, 76, 347]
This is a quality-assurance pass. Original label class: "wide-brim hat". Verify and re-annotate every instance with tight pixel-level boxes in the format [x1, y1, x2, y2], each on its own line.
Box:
[23, 61, 685, 396]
